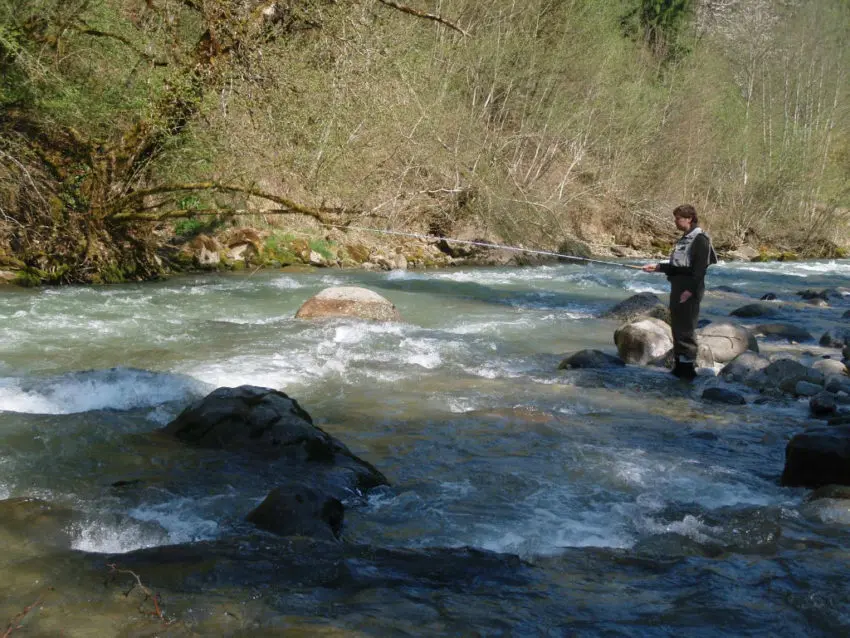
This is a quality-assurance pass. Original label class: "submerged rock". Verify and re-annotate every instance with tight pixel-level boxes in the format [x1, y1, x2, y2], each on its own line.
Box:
[697, 322, 758, 363]
[810, 392, 837, 417]
[614, 318, 673, 365]
[730, 303, 781, 318]
[161, 385, 388, 491]
[295, 286, 402, 322]
[820, 327, 850, 348]
[246, 485, 344, 541]
[558, 349, 625, 370]
[782, 425, 850, 488]
[751, 323, 814, 343]
[701, 387, 746, 405]
[601, 293, 669, 324]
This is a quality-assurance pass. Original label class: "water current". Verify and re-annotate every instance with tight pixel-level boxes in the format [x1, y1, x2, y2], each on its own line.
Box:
[1, 259, 850, 635]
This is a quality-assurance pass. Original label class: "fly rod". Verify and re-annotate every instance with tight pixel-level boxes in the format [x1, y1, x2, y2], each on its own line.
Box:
[324, 223, 644, 270]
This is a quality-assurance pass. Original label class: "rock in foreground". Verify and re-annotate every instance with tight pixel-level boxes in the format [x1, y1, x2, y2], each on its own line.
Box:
[295, 286, 401, 321]
[162, 385, 388, 490]
[782, 426, 850, 488]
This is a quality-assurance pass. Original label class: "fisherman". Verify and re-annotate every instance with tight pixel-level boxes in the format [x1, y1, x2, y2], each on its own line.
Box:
[641, 204, 717, 380]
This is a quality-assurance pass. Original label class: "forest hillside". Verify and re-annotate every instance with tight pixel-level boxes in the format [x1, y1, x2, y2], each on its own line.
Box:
[1, 0, 848, 283]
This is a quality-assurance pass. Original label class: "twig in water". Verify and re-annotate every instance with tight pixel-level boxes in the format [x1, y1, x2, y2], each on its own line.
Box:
[2, 595, 45, 638]
[106, 563, 166, 621]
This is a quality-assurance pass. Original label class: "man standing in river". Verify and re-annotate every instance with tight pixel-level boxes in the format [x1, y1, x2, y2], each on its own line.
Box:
[641, 204, 718, 380]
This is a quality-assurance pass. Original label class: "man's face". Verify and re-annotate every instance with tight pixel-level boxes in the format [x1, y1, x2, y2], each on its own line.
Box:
[674, 215, 691, 232]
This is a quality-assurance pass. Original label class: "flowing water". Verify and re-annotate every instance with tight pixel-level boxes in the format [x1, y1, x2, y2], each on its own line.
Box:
[1, 259, 850, 636]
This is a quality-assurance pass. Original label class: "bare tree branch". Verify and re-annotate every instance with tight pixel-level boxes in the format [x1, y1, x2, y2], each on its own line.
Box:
[376, 0, 470, 37]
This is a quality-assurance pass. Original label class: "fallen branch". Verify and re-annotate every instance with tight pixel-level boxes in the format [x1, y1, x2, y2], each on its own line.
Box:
[376, 0, 470, 36]
[2, 595, 44, 638]
[106, 563, 166, 621]
[108, 182, 336, 223]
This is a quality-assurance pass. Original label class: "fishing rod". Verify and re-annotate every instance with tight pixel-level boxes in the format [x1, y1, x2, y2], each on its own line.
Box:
[324, 223, 644, 270]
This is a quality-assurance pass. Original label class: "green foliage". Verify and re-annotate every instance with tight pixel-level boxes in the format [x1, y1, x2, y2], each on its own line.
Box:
[172, 218, 205, 237]
[308, 238, 334, 261]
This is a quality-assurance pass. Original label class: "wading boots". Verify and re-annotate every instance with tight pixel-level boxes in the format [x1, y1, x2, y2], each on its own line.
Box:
[671, 358, 697, 381]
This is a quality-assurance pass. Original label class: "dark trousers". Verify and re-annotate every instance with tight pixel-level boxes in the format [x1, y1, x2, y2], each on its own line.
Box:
[669, 279, 702, 362]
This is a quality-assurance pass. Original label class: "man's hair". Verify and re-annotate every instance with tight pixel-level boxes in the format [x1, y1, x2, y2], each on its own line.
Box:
[673, 204, 698, 225]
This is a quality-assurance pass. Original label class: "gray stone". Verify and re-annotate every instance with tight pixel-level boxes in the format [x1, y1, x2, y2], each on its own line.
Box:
[749, 358, 823, 393]
[614, 318, 674, 365]
[162, 385, 389, 492]
[701, 387, 746, 405]
[752, 323, 814, 343]
[558, 349, 625, 370]
[794, 380, 823, 397]
[782, 425, 850, 488]
[246, 485, 344, 541]
[730, 303, 781, 318]
[820, 327, 850, 348]
[295, 286, 402, 322]
[824, 375, 850, 394]
[719, 351, 771, 383]
[810, 392, 837, 417]
[698, 322, 758, 363]
[813, 359, 849, 377]
[602, 293, 669, 324]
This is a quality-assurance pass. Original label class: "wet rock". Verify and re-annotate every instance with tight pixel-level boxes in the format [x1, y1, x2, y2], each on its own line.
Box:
[558, 349, 625, 370]
[719, 351, 771, 383]
[782, 425, 850, 488]
[614, 318, 674, 365]
[806, 298, 829, 307]
[760, 293, 777, 301]
[697, 322, 758, 363]
[161, 385, 388, 491]
[751, 323, 814, 343]
[810, 392, 837, 417]
[813, 359, 849, 377]
[99, 537, 529, 594]
[730, 303, 781, 318]
[794, 380, 824, 397]
[0, 497, 74, 548]
[797, 289, 830, 301]
[748, 358, 823, 393]
[828, 413, 850, 426]
[820, 327, 850, 348]
[246, 485, 344, 541]
[806, 484, 850, 502]
[825, 375, 850, 393]
[701, 387, 746, 405]
[601, 293, 669, 324]
[295, 286, 402, 322]
[712, 285, 739, 293]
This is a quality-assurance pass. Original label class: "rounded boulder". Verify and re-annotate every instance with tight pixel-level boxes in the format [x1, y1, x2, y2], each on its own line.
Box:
[697, 322, 758, 363]
[295, 286, 402, 322]
[614, 318, 674, 365]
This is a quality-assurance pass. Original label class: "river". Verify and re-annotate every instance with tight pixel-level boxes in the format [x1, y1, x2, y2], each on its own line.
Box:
[1, 259, 849, 635]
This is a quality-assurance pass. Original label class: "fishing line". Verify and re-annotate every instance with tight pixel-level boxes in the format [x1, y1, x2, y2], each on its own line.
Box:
[324, 223, 644, 270]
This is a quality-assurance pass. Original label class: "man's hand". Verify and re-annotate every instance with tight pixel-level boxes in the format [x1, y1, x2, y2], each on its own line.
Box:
[642, 264, 658, 272]
[679, 290, 693, 303]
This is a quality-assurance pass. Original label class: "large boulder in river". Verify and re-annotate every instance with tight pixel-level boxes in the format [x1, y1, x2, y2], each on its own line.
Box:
[558, 349, 625, 370]
[782, 426, 850, 488]
[295, 286, 401, 322]
[162, 385, 388, 491]
[602, 293, 670, 324]
[697, 322, 758, 363]
[614, 318, 674, 365]
[246, 485, 344, 541]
